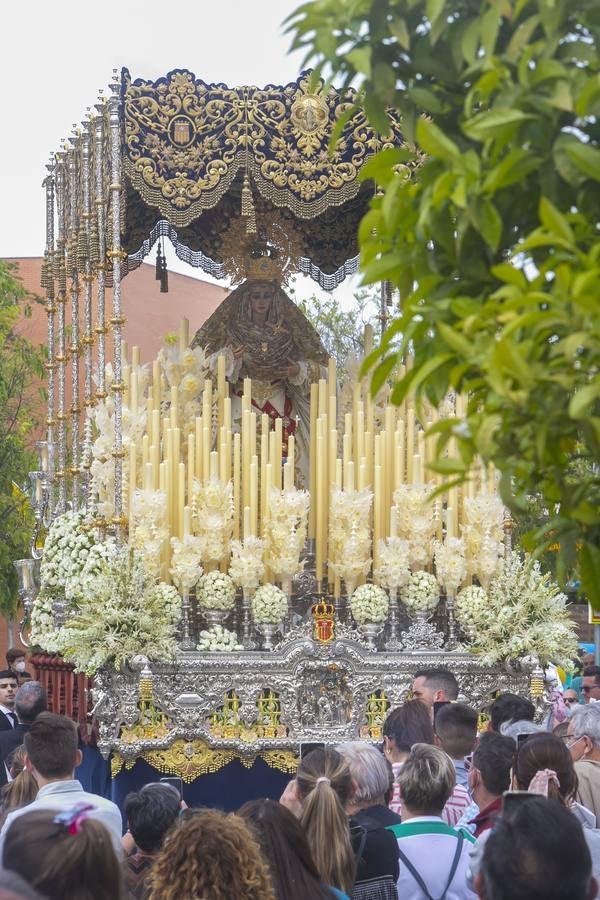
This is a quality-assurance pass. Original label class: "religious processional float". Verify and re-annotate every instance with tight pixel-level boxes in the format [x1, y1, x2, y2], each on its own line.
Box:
[14, 67, 577, 781]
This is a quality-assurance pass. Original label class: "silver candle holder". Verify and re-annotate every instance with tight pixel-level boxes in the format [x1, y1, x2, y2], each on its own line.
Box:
[14, 558, 39, 647]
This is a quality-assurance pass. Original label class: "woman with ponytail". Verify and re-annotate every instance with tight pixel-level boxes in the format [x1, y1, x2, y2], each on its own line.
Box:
[281, 747, 399, 900]
[512, 732, 600, 877]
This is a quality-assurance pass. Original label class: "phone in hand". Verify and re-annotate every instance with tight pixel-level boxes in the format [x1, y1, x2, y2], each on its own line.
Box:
[502, 790, 536, 819]
[299, 742, 325, 759]
[160, 776, 184, 799]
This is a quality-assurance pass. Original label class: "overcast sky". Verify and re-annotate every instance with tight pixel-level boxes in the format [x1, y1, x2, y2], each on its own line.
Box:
[1, 1, 364, 302]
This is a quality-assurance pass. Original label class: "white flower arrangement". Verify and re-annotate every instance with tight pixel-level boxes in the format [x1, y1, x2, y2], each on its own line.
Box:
[196, 570, 236, 610]
[251, 584, 288, 624]
[404, 570, 439, 614]
[434, 537, 467, 597]
[393, 484, 439, 570]
[130, 489, 170, 579]
[51, 548, 181, 676]
[373, 537, 411, 592]
[191, 478, 234, 564]
[350, 583, 390, 624]
[461, 495, 505, 589]
[455, 585, 488, 628]
[466, 551, 578, 667]
[197, 625, 243, 652]
[267, 487, 310, 589]
[170, 534, 204, 593]
[328, 488, 373, 592]
[228, 538, 265, 592]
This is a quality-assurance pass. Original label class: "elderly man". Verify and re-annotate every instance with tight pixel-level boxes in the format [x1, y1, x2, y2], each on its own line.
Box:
[567, 704, 600, 826]
[335, 741, 400, 900]
[0, 681, 47, 787]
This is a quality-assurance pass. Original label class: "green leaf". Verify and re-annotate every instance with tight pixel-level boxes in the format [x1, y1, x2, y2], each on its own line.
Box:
[437, 322, 473, 357]
[407, 86, 446, 115]
[347, 46, 372, 79]
[389, 17, 410, 51]
[539, 197, 574, 244]
[329, 102, 360, 150]
[426, 0, 445, 26]
[416, 117, 461, 161]
[568, 382, 600, 419]
[370, 355, 398, 395]
[580, 543, 600, 612]
[461, 19, 480, 64]
[462, 108, 533, 142]
[473, 197, 502, 251]
[564, 141, 600, 183]
[491, 262, 527, 289]
[505, 14, 541, 63]
[482, 148, 540, 193]
[481, 0, 503, 57]
[390, 353, 453, 405]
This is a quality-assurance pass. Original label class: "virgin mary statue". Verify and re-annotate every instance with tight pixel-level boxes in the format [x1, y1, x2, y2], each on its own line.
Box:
[192, 279, 328, 485]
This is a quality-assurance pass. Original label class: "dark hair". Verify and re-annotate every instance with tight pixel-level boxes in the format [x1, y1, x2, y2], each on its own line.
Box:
[0, 746, 38, 816]
[124, 783, 180, 853]
[23, 713, 77, 779]
[434, 703, 478, 759]
[295, 748, 356, 894]
[583, 666, 600, 687]
[481, 797, 593, 900]
[383, 700, 435, 753]
[5, 650, 25, 666]
[472, 732, 515, 797]
[3, 809, 125, 900]
[489, 693, 535, 732]
[513, 733, 577, 805]
[0, 671, 18, 684]
[0, 868, 46, 900]
[413, 669, 459, 700]
[14, 682, 47, 726]
[238, 798, 336, 900]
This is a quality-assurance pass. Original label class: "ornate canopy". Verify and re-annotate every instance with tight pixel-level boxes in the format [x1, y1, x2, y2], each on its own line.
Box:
[121, 68, 403, 288]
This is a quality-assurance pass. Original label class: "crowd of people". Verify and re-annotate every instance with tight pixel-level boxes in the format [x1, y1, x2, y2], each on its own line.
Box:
[0, 660, 599, 899]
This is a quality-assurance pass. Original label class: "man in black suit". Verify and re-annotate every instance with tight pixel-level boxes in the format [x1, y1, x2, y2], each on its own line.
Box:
[0, 680, 47, 787]
[0, 671, 18, 732]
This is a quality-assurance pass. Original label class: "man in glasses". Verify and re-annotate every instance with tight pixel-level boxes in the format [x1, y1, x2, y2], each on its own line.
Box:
[566, 704, 600, 827]
[581, 666, 600, 703]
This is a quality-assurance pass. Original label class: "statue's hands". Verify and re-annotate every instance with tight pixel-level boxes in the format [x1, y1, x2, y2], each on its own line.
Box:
[270, 363, 300, 380]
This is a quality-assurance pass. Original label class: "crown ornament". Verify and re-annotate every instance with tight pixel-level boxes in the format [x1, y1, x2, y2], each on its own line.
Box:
[218, 210, 303, 287]
[311, 599, 335, 644]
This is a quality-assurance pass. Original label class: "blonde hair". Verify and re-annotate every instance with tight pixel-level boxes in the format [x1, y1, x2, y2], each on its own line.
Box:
[295, 748, 356, 895]
[0, 745, 38, 822]
[398, 743, 456, 814]
[148, 809, 276, 900]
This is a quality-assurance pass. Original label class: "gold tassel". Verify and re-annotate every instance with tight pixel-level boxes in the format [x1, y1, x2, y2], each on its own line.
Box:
[241, 173, 257, 234]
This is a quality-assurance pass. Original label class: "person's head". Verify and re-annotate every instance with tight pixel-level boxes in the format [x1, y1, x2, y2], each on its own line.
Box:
[383, 700, 435, 762]
[567, 703, 600, 763]
[14, 682, 46, 726]
[23, 713, 81, 784]
[397, 744, 456, 817]
[469, 732, 515, 808]
[124, 783, 180, 854]
[238, 798, 335, 900]
[476, 797, 597, 900]
[292, 747, 355, 894]
[500, 719, 544, 744]
[5, 650, 26, 675]
[3, 808, 125, 900]
[411, 669, 459, 709]
[582, 666, 600, 703]
[552, 721, 570, 740]
[512, 732, 577, 805]
[489, 693, 535, 732]
[335, 741, 392, 811]
[434, 702, 478, 760]
[148, 809, 275, 900]
[0, 671, 18, 710]
[563, 689, 580, 709]
[247, 281, 275, 321]
[0, 870, 46, 900]
[1, 746, 38, 813]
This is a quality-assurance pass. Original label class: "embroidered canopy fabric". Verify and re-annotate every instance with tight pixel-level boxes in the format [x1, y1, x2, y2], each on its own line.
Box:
[121, 68, 404, 288]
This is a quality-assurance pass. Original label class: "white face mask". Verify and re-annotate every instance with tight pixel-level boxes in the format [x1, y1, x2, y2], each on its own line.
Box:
[14, 661, 26, 673]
